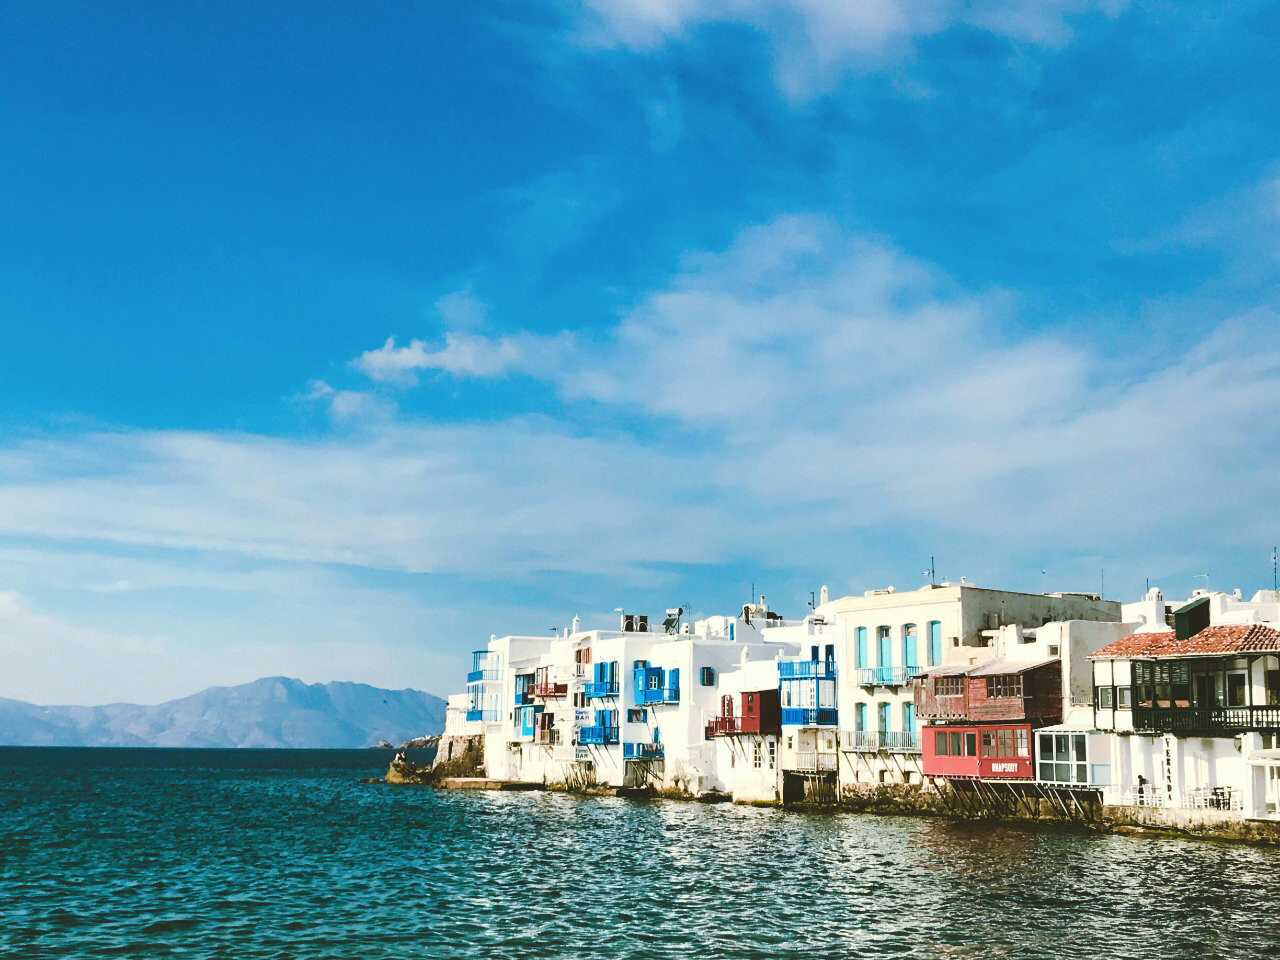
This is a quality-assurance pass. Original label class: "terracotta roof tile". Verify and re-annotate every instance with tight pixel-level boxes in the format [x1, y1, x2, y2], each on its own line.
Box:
[1089, 624, 1280, 659]
[1088, 631, 1173, 660]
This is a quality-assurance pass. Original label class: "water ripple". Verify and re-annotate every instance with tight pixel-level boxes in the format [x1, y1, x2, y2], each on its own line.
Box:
[2, 748, 1279, 959]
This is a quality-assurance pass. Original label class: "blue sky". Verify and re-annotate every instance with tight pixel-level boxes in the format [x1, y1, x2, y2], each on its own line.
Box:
[2, 2, 1279, 704]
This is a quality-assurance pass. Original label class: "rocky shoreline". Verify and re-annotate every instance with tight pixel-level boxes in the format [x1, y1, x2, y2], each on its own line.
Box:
[366, 751, 1280, 845]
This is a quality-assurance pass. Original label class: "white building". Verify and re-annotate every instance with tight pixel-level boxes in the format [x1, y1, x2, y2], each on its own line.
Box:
[1090, 588, 1280, 820]
[819, 582, 1121, 791]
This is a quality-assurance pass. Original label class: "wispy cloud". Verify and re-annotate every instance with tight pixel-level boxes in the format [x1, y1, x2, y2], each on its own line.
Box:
[570, 0, 1128, 96]
[352, 331, 573, 385]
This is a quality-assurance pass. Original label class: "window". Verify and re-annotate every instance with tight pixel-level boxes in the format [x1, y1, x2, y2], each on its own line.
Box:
[627, 708, 647, 723]
[753, 741, 763, 769]
[767, 739, 776, 769]
[985, 675, 1023, 699]
[981, 731, 996, 757]
[950, 731, 962, 756]
[573, 692, 585, 708]
[935, 677, 964, 696]
[1014, 728, 1029, 757]
[1096, 686, 1114, 709]
[928, 621, 942, 666]
[997, 729, 1013, 757]
[1117, 686, 1132, 709]
[786, 736, 793, 750]
[964, 732, 977, 756]
[1268, 670, 1280, 707]
[647, 674, 660, 690]
[700, 667, 715, 686]
[935, 730, 949, 755]
[1227, 672, 1247, 708]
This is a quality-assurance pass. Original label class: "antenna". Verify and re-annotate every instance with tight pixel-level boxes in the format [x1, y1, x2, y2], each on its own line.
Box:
[808, 591, 816, 610]
[1100, 567, 1104, 600]
[1041, 569, 1047, 594]
[923, 557, 938, 586]
[1273, 547, 1278, 592]
[1197, 572, 1210, 591]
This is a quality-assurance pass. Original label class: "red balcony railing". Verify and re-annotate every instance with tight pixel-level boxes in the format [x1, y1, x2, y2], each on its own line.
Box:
[532, 681, 568, 697]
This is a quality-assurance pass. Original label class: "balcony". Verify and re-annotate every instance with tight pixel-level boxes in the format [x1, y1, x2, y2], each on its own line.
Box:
[623, 742, 664, 760]
[466, 668, 500, 684]
[584, 680, 619, 698]
[778, 660, 836, 680]
[780, 707, 838, 726]
[841, 730, 879, 752]
[578, 725, 619, 745]
[857, 666, 917, 687]
[534, 727, 561, 746]
[1131, 705, 1280, 734]
[637, 685, 681, 705]
[465, 709, 502, 723]
[791, 751, 838, 772]
[706, 716, 747, 737]
[532, 681, 569, 697]
[840, 730, 921, 753]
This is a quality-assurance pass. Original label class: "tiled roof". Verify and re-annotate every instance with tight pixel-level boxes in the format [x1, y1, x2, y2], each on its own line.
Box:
[1088, 631, 1173, 659]
[1089, 624, 1280, 659]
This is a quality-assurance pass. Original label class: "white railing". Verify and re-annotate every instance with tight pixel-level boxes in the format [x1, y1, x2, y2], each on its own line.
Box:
[1119, 787, 1243, 812]
[792, 751, 838, 772]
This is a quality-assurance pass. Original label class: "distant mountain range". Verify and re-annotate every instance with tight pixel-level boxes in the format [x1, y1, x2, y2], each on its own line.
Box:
[0, 677, 446, 748]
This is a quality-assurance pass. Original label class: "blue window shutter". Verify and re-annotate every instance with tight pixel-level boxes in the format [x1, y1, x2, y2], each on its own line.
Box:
[669, 667, 679, 690]
[635, 667, 644, 694]
[594, 661, 603, 683]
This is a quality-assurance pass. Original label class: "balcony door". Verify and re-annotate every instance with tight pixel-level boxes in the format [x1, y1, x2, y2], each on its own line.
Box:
[929, 621, 942, 666]
[877, 703, 890, 734]
[877, 627, 892, 674]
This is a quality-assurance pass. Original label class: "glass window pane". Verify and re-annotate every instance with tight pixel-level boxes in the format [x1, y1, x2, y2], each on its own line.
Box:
[1073, 735, 1087, 760]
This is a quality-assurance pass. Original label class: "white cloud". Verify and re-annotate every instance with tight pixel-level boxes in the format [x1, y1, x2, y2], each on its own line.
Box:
[352, 332, 571, 385]
[572, 0, 1127, 96]
[303, 380, 394, 422]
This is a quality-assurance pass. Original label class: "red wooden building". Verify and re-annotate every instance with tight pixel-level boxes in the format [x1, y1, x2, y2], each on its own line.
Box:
[914, 659, 1062, 780]
[706, 688, 781, 738]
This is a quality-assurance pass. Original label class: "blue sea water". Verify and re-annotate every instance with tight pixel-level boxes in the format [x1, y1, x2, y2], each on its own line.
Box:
[2, 748, 1279, 959]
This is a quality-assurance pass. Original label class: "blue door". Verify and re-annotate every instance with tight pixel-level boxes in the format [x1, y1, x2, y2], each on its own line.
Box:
[856, 627, 868, 668]
[929, 621, 942, 666]
[877, 628, 892, 679]
[903, 702, 915, 732]
[903, 625, 917, 670]
[855, 703, 867, 731]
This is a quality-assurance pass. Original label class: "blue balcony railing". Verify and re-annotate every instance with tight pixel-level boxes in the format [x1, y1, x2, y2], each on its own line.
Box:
[584, 681, 620, 698]
[467, 669, 500, 684]
[662, 686, 679, 704]
[578, 725, 620, 745]
[857, 666, 917, 687]
[778, 660, 837, 680]
[466, 709, 502, 723]
[623, 742, 664, 760]
[780, 707, 838, 726]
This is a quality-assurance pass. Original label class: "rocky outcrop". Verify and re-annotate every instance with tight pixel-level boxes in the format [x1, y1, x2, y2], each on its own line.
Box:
[385, 759, 436, 785]
[431, 734, 485, 777]
[396, 735, 440, 750]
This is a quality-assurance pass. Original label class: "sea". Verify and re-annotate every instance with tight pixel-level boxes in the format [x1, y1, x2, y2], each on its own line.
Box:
[2, 747, 1278, 960]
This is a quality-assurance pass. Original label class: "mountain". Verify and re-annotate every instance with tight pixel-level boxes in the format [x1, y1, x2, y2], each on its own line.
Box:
[0, 677, 446, 748]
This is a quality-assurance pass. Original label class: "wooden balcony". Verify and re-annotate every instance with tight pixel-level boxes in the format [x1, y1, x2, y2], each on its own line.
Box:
[1132, 705, 1280, 735]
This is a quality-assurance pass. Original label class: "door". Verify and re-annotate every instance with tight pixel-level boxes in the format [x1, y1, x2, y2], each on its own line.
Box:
[903, 624, 918, 670]
[856, 627, 868, 668]
[877, 628, 892, 682]
[877, 702, 890, 734]
[929, 621, 942, 666]
[855, 703, 867, 732]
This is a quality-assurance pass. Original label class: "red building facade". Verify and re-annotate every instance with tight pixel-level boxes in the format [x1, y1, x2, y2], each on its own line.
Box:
[915, 660, 1062, 780]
